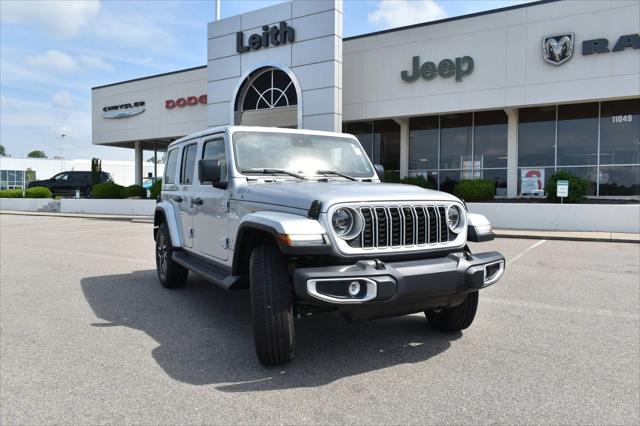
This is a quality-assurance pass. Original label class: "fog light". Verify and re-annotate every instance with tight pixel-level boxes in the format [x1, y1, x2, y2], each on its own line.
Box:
[348, 281, 361, 297]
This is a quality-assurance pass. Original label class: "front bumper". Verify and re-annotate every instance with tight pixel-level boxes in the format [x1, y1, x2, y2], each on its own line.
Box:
[292, 251, 505, 322]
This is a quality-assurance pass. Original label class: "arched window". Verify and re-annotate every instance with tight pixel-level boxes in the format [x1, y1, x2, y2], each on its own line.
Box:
[234, 67, 298, 127]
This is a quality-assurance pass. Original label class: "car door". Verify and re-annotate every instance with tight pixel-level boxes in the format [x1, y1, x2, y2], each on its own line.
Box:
[50, 172, 71, 195]
[192, 136, 229, 261]
[177, 142, 198, 249]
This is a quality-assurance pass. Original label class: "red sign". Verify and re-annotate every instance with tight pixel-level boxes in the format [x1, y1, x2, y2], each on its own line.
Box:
[165, 95, 207, 109]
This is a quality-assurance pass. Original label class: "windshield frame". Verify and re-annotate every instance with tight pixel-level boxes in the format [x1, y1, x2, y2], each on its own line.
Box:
[230, 129, 377, 180]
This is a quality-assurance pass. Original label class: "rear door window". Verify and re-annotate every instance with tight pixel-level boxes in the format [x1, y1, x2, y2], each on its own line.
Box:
[180, 144, 198, 184]
[164, 149, 178, 184]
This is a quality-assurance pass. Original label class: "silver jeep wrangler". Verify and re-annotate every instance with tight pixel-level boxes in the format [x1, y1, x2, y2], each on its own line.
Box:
[154, 126, 504, 366]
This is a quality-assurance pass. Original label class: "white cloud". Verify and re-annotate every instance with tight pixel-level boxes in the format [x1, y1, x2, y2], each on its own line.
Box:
[0, 0, 101, 38]
[78, 54, 112, 70]
[94, 12, 170, 50]
[27, 50, 79, 73]
[369, 0, 447, 29]
[53, 91, 73, 108]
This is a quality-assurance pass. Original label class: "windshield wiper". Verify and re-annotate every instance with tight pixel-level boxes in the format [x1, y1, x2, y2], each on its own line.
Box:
[241, 168, 307, 180]
[315, 170, 357, 181]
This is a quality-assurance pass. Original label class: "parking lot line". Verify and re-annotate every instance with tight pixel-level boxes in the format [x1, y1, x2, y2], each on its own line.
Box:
[507, 239, 546, 264]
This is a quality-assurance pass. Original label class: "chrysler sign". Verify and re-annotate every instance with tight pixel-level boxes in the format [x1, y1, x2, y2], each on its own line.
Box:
[102, 101, 145, 119]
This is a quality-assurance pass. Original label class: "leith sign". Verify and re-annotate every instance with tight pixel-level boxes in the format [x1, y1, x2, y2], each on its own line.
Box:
[401, 56, 474, 83]
[236, 21, 295, 53]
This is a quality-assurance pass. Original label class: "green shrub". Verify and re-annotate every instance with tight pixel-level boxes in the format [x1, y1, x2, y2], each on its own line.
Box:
[453, 179, 495, 202]
[124, 185, 146, 198]
[0, 189, 24, 198]
[92, 182, 125, 199]
[382, 170, 400, 183]
[400, 175, 436, 189]
[545, 170, 588, 203]
[24, 186, 52, 198]
[150, 179, 162, 199]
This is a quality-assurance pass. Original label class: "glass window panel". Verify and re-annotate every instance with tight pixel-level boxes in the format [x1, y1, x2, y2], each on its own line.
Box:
[518, 106, 556, 167]
[599, 165, 640, 196]
[180, 144, 197, 184]
[344, 121, 374, 162]
[373, 120, 400, 172]
[439, 170, 462, 194]
[518, 167, 554, 196]
[409, 115, 438, 171]
[480, 169, 507, 196]
[474, 110, 508, 168]
[164, 149, 178, 184]
[557, 102, 598, 166]
[8, 170, 15, 181]
[600, 99, 640, 165]
[557, 166, 597, 196]
[440, 113, 472, 170]
[0, 170, 6, 180]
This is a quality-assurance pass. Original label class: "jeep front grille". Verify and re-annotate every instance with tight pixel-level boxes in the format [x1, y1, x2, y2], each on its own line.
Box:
[348, 205, 451, 249]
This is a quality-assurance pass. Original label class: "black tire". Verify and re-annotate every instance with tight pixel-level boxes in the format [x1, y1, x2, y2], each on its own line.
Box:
[249, 244, 295, 366]
[426, 291, 479, 332]
[155, 222, 188, 288]
[84, 186, 92, 198]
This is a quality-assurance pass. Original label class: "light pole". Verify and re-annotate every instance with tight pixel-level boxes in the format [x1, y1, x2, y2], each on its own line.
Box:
[60, 134, 66, 171]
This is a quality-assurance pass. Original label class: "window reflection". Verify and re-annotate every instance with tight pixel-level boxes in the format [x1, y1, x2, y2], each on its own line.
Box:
[599, 166, 640, 196]
[557, 103, 599, 166]
[474, 110, 508, 168]
[440, 113, 472, 170]
[409, 116, 438, 171]
[557, 167, 597, 196]
[600, 99, 640, 165]
[518, 106, 556, 167]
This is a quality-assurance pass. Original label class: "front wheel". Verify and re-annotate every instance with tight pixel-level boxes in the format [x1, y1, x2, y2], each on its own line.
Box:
[426, 291, 478, 332]
[249, 244, 295, 366]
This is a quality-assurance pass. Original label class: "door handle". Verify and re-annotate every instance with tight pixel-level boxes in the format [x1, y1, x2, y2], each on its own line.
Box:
[174, 196, 183, 203]
[192, 197, 203, 206]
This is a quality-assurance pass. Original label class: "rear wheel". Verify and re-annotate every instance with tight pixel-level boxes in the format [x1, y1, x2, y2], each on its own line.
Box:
[426, 291, 478, 332]
[249, 244, 295, 366]
[155, 222, 188, 288]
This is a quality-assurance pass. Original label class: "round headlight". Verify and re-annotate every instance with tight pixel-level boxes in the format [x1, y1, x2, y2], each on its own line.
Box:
[332, 208, 355, 237]
[447, 205, 461, 231]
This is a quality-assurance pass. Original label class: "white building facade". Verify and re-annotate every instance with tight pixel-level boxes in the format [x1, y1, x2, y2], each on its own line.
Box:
[91, 0, 640, 197]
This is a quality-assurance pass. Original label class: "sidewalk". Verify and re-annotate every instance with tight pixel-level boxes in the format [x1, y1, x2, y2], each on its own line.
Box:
[1, 209, 638, 243]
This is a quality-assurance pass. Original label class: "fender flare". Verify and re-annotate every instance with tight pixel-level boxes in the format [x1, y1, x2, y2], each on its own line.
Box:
[232, 211, 329, 275]
[154, 201, 183, 248]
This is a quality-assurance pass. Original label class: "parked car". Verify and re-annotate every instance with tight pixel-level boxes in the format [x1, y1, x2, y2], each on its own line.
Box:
[153, 126, 505, 366]
[27, 171, 112, 197]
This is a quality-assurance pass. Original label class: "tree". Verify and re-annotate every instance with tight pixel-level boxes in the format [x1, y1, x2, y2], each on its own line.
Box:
[27, 150, 46, 158]
[0, 144, 6, 157]
[91, 158, 102, 185]
[25, 168, 36, 182]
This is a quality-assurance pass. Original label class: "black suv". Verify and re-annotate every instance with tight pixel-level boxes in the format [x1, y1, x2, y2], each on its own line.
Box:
[27, 171, 112, 197]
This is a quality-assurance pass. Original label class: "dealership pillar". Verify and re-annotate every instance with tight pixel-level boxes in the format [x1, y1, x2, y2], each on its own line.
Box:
[134, 141, 143, 186]
[393, 118, 409, 178]
[505, 108, 518, 198]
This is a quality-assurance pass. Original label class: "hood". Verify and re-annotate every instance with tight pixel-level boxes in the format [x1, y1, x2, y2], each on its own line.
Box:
[236, 181, 461, 211]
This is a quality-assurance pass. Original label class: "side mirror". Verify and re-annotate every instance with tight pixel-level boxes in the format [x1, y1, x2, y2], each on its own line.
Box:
[374, 164, 385, 180]
[198, 159, 227, 189]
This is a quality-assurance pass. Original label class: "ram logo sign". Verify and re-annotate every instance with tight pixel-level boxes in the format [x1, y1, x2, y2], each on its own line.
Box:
[542, 33, 575, 66]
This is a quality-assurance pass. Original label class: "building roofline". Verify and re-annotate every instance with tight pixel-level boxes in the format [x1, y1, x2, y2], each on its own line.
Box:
[344, 0, 560, 41]
[91, 65, 207, 90]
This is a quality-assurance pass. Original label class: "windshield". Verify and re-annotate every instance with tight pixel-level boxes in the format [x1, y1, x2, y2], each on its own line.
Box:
[232, 131, 375, 178]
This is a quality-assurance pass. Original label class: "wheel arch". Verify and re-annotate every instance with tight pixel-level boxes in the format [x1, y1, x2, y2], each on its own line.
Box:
[154, 202, 182, 248]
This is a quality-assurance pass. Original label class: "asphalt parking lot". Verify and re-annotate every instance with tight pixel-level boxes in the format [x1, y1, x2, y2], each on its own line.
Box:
[1, 214, 638, 425]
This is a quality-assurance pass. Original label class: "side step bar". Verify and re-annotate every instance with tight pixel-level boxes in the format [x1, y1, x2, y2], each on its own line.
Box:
[172, 251, 245, 289]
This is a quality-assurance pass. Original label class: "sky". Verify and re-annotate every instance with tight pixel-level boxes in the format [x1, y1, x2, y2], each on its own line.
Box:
[0, 0, 533, 161]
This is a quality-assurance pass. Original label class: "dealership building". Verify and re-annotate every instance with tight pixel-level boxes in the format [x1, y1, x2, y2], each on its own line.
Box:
[91, 0, 639, 198]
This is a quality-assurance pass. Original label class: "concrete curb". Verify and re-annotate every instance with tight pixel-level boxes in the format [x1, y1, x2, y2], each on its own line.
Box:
[2, 210, 638, 243]
[0, 210, 153, 222]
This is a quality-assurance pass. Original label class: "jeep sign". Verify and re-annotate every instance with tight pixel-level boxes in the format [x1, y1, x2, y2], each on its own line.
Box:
[401, 56, 474, 82]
